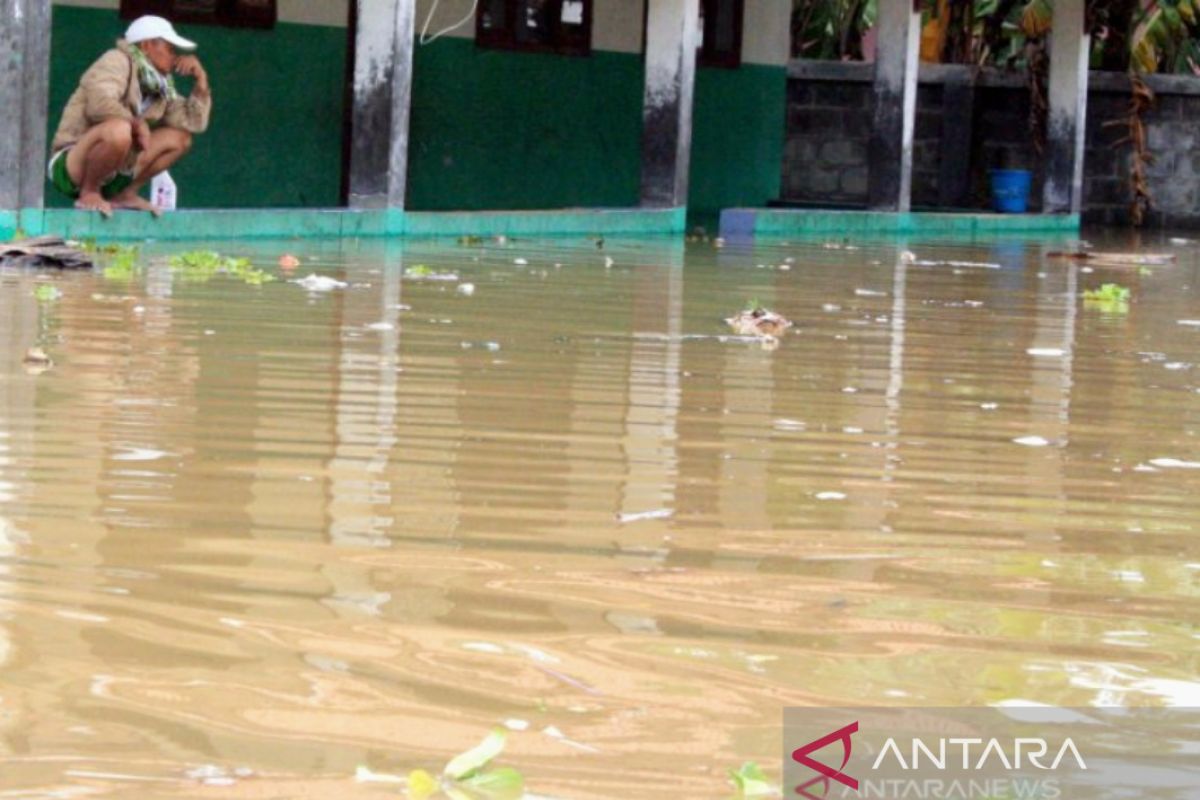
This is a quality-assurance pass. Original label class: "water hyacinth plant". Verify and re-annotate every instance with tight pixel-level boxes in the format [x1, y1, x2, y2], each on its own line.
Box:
[1082, 282, 1132, 313]
[168, 250, 275, 285]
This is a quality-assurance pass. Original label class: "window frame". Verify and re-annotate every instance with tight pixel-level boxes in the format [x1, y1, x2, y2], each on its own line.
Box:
[697, 0, 743, 69]
[475, 0, 593, 58]
[119, 0, 276, 31]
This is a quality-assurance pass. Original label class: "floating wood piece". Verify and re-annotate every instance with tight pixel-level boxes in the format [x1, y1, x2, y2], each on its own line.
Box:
[1047, 251, 1175, 266]
[0, 236, 93, 269]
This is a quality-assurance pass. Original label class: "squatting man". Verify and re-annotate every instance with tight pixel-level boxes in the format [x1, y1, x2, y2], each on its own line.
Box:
[48, 15, 210, 217]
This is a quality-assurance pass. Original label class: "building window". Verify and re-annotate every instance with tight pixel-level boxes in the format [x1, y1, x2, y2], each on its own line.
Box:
[119, 0, 276, 30]
[477, 0, 592, 56]
[698, 0, 742, 68]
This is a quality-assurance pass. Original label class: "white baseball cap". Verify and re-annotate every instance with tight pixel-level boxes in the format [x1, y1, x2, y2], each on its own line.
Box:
[125, 15, 197, 52]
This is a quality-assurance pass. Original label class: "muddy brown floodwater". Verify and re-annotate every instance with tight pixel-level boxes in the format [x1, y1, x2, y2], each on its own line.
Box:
[0, 232, 1197, 798]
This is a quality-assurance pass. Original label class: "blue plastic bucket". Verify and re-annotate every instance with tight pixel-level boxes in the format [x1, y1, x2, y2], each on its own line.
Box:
[990, 169, 1032, 213]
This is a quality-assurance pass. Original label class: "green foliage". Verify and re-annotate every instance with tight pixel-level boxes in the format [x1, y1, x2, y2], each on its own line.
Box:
[406, 264, 434, 277]
[792, 0, 877, 60]
[33, 284, 62, 302]
[168, 250, 275, 285]
[1083, 282, 1132, 313]
[795, 1, 1200, 75]
[403, 729, 524, 800]
[744, 298, 765, 313]
[728, 762, 779, 797]
[101, 245, 142, 281]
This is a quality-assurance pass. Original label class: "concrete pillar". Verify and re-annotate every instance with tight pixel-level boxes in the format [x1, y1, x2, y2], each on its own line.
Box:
[348, 0, 415, 209]
[640, 0, 699, 208]
[0, 0, 51, 210]
[868, 0, 920, 212]
[1043, 0, 1089, 214]
[937, 73, 975, 208]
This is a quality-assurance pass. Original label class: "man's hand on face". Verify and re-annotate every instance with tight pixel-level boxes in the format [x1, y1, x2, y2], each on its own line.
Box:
[132, 118, 151, 151]
[174, 55, 209, 96]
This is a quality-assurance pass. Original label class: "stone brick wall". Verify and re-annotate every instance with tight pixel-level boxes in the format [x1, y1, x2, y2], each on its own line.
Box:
[782, 61, 1200, 228]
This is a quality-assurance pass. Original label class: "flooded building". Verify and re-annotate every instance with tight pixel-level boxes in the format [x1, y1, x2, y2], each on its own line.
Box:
[17, 0, 790, 217]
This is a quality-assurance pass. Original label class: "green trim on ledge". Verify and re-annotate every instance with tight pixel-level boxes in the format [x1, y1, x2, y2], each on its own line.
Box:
[720, 208, 1081, 238]
[1, 207, 686, 241]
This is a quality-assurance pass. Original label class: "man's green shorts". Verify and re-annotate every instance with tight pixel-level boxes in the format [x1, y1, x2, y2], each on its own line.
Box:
[47, 149, 134, 200]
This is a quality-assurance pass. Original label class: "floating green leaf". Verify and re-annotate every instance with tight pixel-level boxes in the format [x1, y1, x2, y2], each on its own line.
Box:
[406, 264, 434, 277]
[33, 284, 62, 302]
[169, 250, 274, 285]
[444, 729, 507, 781]
[461, 767, 524, 799]
[1083, 283, 1131, 313]
[728, 762, 778, 798]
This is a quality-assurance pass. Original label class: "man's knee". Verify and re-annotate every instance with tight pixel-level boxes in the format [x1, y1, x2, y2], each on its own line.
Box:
[165, 128, 193, 153]
[95, 118, 134, 152]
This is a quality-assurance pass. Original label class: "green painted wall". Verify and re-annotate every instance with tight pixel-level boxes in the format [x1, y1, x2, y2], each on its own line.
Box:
[690, 64, 787, 217]
[46, 8, 785, 214]
[407, 38, 644, 210]
[47, 5, 346, 209]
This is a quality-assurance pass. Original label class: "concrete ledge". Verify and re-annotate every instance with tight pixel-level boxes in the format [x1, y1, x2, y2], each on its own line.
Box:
[720, 208, 1081, 239]
[1, 207, 686, 241]
[404, 207, 686, 237]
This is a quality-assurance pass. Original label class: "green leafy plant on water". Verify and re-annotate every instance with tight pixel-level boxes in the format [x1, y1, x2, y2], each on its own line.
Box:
[33, 284, 62, 302]
[168, 250, 275, 285]
[406, 264, 434, 277]
[744, 297, 765, 313]
[1083, 282, 1131, 313]
[728, 761, 779, 797]
[405, 729, 524, 800]
[101, 245, 142, 281]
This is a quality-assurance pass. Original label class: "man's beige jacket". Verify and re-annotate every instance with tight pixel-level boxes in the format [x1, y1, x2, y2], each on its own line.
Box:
[51, 39, 211, 169]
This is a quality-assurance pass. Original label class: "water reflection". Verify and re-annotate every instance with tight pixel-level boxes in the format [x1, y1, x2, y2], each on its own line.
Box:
[0, 234, 1197, 797]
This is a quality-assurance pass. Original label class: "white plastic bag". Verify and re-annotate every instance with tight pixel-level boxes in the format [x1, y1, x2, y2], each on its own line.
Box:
[151, 171, 177, 211]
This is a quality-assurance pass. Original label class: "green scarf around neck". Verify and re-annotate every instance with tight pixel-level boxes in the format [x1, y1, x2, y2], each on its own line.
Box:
[129, 44, 178, 105]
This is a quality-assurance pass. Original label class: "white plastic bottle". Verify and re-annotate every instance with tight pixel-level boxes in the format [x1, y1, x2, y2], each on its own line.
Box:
[151, 171, 177, 211]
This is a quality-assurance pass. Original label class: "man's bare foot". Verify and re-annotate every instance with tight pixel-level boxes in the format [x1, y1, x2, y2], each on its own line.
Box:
[75, 191, 113, 218]
[110, 190, 163, 218]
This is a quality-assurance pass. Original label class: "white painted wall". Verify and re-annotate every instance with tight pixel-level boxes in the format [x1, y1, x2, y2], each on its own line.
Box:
[51, 0, 792, 65]
[742, 0, 789, 66]
[52, 0, 350, 27]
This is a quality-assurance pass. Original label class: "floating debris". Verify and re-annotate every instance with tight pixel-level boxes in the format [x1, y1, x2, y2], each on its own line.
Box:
[33, 284, 63, 302]
[1083, 283, 1131, 313]
[0, 235, 93, 269]
[404, 265, 459, 281]
[22, 347, 53, 371]
[1148, 457, 1200, 469]
[1048, 250, 1175, 267]
[617, 508, 673, 523]
[1013, 436, 1051, 447]
[294, 274, 347, 292]
[726, 305, 793, 339]
[456, 282, 476, 296]
[277, 254, 300, 269]
[1027, 347, 1066, 357]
